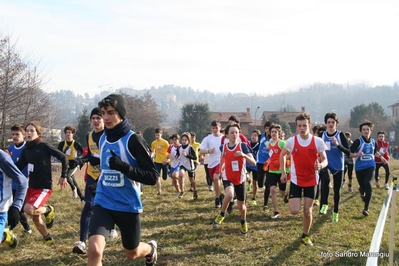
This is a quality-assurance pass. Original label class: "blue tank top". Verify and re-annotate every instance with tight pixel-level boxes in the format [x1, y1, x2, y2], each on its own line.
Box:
[94, 131, 143, 213]
[355, 137, 376, 171]
[322, 131, 344, 173]
[257, 133, 271, 164]
[7, 143, 28, 190]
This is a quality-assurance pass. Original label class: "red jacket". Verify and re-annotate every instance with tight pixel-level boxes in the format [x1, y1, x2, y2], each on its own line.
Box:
[375, 140, 389, 163]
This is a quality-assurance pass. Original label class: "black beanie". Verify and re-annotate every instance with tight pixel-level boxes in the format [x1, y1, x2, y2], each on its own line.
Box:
[90, 107, 102, 118]
[99, 94, 127, 119]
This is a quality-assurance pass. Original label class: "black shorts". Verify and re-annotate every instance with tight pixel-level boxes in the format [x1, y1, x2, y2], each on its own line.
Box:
[288, 182, 317, 200]
[180, 165, 195, 178]
[89, 205, 141, 250]
[222, 180, 246, 201]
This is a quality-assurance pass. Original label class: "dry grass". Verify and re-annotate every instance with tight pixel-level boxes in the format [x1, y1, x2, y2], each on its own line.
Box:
[1, 161, 399, 266]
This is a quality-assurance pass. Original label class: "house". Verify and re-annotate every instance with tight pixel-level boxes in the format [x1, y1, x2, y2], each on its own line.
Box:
[260, 107, 306, 135]
[210, 108, 253, 136]
[388, 101, 399, 125]
[210, 107, 307, 138]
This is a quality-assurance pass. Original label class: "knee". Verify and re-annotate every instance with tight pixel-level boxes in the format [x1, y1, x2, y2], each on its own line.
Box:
[303, 208, 312, 218]
[270, 186, 277, 194]
[23, 205, 34, 216]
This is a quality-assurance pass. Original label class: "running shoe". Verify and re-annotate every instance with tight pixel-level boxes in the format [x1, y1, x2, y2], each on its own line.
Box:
[385, 183, 389, 190]
[319, 204, 328, 215]
[72, 188, 78, 199]
[193, 191, 198, 200]
[241, 222, 248, 234]
[45, 205, 55, 229]
[72, 241, 87, 254]
[110, 229, 118, 239]
[43, 234, 54, 245]
[145, 240, 158, 266]
[362, 209, 369, 216]
[215, 198, 221, 208]
[246, 182, 252, 191]
[332, 212, 339, 222]
[313, 199, 320, 206]
[251, 199, 257, 206]
[178, 192, 184, 198]
[212, 214, 225, 228]
[302, 236, 314, 246]
[2, 228, 18, 248]
[208, 185, 214, 191]
[283, 194, 289, 204]
[227, 201, 234, 214]
[271, 212, 280, 219]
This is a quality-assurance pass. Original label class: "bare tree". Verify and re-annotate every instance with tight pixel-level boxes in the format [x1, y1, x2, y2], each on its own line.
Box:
[0, 33, 53, 148]
[122, 92, 165, 132]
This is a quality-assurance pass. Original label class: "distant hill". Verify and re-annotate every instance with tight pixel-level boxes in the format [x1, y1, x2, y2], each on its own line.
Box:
[118, 82, 399, 125]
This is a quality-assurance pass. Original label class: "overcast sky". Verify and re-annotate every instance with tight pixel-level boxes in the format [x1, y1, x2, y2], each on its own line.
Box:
[1, 0, 398, 97]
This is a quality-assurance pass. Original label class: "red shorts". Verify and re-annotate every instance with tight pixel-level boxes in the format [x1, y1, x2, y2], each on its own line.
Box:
[26, 188, 53, 209]
[208, 164, 220, 181]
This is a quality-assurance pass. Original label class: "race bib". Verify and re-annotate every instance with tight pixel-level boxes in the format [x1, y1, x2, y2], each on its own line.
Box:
[101, 170, 124, 187]
[325, 141, 331, 150]
[65, 148, 71, 155]
[231, 161, 239, 171]
[28, 163, 34, 172]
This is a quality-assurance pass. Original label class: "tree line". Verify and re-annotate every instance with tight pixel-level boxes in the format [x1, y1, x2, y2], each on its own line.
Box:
[1, 32, 396, 149]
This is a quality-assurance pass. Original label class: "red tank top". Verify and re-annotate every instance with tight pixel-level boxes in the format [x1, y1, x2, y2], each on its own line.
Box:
[221, 143, 246, 185]
[291, 136, 318, 187]
[268, 140, 283, 172]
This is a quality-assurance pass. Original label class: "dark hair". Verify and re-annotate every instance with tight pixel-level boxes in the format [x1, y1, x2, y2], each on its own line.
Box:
[324, 112, 339, 124]
[155, 128, 163, 134]
[263, 121, 274, 128]
[190, 132, 196, 137]
[252, 129, 261, 136]
[345, 132, 352, 138]
[64, 125, 76, 135]
[211, 120, 221, 127]
[225, 124, 240, 134]
[228, 115, 240, 124]
[358, 120, 374, 132]
[25, 121, 43, 136]
[296, 113, 311, 124]
[270, 124, 282, 137]
[377, 131, 386, 136]
[11, 124, 25, 133]
[171, 133, 180, 140]
[317, 125, 327, 137]
[312, 125, 321, 134]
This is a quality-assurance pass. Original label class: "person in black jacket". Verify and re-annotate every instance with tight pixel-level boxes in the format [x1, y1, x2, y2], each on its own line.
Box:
[16, 122, 68, 244]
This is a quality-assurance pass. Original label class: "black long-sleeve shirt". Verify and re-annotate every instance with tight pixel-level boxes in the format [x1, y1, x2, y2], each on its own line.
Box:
[16, 139, 68, 189]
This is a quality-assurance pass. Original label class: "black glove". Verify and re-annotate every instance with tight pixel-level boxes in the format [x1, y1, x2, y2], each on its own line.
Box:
[75, 158, 84, 169]
[109, 150, 130, 174]
[7, 206, 20, 230]
[69, 160, 78, 169]
[88, 157, 100, 166]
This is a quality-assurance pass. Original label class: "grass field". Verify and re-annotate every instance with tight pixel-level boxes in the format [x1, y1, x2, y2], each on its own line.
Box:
[1, 161, 399, 266]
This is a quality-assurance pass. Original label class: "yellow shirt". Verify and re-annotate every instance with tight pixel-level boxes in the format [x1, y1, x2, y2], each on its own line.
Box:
[191, 141, 200, 163]
[151, 138, 170, 163]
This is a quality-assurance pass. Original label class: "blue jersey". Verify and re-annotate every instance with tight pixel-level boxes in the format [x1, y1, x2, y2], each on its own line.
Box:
[322, 131, 344, 173]
[95, 131, 143, 213]
[257, 132, 271, 164]
[7, 143, 28, 190]
[355, 137, 376, 171]
[246, 141, 259, 171]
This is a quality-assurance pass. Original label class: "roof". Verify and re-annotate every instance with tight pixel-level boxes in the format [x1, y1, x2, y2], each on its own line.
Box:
[261, 111, 303, 123]
[210, 109, 253, 123]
